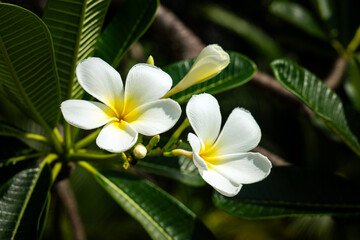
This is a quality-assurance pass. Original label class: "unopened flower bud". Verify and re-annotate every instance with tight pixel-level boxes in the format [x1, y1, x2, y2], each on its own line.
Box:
[147, 55, 154, 65]
[133, 143, 147, 159]
[163, 44, 230, 98]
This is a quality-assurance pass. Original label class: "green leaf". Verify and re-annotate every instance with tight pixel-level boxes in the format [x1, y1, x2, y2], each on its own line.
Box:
[136, 143, 204, 186]
[213, 167, 360, 219]
[0, 161, 52, 239]
[311, 0, 339, 38]
[0, 121, 26, 139]
[344, 55, 360, 111]
[269, 1, 328, 40]
[271, 58, 360, 157]
[202, 4, 281, 60]
[165, 51, 256, 104]
[95, 0, 159, 67]
[81, 163, 215, 240]
[0, 3, 61, 129]
[42, 0, 111, 100]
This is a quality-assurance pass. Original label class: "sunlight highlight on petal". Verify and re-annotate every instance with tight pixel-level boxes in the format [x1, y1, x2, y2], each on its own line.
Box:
[124, 64, 172, 114]
[76, 57, 124, 114]
[186, 93, 221, 149]
[211, 108, 261, 155]
[61, 100, 116, 130]
[96, 121, 138, 153]
[124, 99, 181, 136]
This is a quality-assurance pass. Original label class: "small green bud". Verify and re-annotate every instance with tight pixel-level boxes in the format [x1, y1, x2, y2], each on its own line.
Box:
[146, 55, 154, 65]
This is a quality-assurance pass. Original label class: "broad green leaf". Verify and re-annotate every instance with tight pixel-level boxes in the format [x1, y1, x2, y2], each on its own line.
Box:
[95, 0, 159, 67]
[271, 58, 360, 157]
[344, 55, 360, 111]
[0, 121, 26, 139]
[0, 161, 52, 239]
[311, 0, 339, 38]
[0, 3, 61, 129]
[269, 1, 328, 40]
[81, 163, 215, 240]
[202, 4, 281, 59]
[164, 51, 256, 104]
[136, 156, 204, 186]
[42, 0, 111, 100]
[213, 167, 360, 219]
[0, 121, 50, 152]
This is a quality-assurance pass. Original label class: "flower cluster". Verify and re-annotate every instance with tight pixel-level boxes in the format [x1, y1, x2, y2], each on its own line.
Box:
[61, 44, 271, 196]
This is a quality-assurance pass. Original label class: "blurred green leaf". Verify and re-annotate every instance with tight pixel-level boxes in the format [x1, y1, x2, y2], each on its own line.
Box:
[213, 167, 360, 219]
[164, 51, 256, 104]
[136, 156, 204, 186]
[81, 163, 215, 240]
[136, 143, 204, 186]
[269, 1, 328, 40]
[344, 54, 360, 111]
[271, 58, 360, 157]
[43, 0, 111, 100]
[311, 0, 339, 38]
[0, 3, 61, 129]
[202, 4, 281, 59]
[95, 0, 159, 67]
[0, 121, 27, 138]
[0, 162, 52, 239]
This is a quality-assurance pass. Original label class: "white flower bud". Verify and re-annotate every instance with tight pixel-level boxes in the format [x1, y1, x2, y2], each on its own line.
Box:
[164, 44, 230, 98]
[133, 143, 147, 159]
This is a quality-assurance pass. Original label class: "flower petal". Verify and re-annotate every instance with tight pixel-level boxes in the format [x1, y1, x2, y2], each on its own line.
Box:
[123, 64, 172, 114]
[188, 133, 208, 170]
[96, 121, 138, 153]
[200, 168, 242, 197]
[210, 107, 261, 155]
[164, 44, 230, 98]
[209, 152, 272, 184]
[76, 57, 124, 114]
[61, 100, 116, 130]
[124, 99, 181, 136]
[186, 93, 221, 148]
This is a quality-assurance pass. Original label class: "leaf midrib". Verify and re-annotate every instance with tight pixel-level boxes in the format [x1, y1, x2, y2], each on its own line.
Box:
[0, 35, 45, 130]
[96, 174, 172, 240]
[11, 167, 43, 239]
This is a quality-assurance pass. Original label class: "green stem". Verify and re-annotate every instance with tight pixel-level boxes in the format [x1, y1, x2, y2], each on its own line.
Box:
[50, 127, 64, 155]
[74, 129, 101, 150]
[66, 150, 123, 163]
[4, 152, 47, 166]
[40, 153, 59, 167]
[163, 118, 190, 151]
[347, 26, 360, 56]
[331, 40, 346, 57]
[52, 162, 62, 182]
[23, 133, 50, 145]
[78, 161, 98, 175]
[64, 122, 72, 151]
[148, 148, 193, 159]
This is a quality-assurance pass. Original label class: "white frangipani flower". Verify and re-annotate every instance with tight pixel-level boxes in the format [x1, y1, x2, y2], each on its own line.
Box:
[163, 44, 230, 98]
[186, 93, 272, 197]
[61, 57, 181, 153]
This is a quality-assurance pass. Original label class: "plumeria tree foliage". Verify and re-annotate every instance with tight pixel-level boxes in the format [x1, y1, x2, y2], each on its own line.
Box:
[1, 0, 360, 239]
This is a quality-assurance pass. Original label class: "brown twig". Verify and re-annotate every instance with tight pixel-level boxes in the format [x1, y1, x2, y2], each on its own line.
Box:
[324, 57, 348, 89]
[154, 4, 293, 166]
[252, 146, 291, 166]
[55, 179, 87, 240]
[153, 5, 204, 59]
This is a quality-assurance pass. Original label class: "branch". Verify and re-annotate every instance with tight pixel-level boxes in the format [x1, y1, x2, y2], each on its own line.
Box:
[55, 179, 86, 240]
[154, 4, 293, 167]
[252, 146, 291, 166]
[324, 57, 348, 89]
[153, 5, 204, 59]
